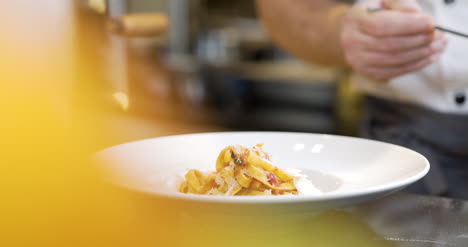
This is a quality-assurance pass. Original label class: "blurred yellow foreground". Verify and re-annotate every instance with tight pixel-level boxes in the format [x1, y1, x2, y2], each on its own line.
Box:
[0, 1, 389, 247]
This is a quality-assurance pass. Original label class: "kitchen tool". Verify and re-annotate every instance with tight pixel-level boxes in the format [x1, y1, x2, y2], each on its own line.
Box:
[368, 8, 468, 38]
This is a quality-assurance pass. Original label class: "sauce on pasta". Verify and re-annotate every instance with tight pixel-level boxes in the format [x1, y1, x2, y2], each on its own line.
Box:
[179, 144, 298, 196]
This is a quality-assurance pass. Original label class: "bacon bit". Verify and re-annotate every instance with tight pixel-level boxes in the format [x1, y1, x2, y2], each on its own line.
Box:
[267, 172, 280, 186]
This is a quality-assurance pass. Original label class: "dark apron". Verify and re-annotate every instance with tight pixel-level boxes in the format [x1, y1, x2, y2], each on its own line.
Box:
[361, 96, 468, 199]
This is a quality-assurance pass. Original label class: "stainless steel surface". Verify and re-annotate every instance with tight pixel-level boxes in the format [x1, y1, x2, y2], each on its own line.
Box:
[168, 0, 191, 55]
[126, 192, 468, 247]
[350, 194, 468, 247]
[107, 0, 127, 18]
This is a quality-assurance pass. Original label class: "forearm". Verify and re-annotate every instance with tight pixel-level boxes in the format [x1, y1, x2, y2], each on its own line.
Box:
[256, 0, 350, 67]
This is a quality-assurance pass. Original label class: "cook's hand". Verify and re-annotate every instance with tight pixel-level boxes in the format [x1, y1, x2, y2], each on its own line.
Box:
[340, 0, 447, 82]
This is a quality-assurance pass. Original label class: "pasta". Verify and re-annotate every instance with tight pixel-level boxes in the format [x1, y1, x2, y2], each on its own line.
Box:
[179, 144, 298, 196]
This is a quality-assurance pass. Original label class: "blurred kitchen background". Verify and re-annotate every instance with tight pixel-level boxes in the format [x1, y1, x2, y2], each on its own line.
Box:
[77, 0, 363, 147]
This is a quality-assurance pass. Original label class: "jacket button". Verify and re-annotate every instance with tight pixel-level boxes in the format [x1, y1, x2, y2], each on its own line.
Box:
[454, 92, 466, 105]
[444, 0, 455, 4]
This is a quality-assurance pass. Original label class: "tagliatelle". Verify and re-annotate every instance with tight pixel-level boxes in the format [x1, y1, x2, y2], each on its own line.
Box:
[179, 144, 298, 196]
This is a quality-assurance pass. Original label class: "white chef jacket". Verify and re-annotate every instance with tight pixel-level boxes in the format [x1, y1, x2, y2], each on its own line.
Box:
[353, 0, 468, 114]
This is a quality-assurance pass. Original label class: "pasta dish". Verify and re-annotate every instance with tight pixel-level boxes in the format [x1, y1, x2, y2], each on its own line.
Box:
[179, 144, 299, 196]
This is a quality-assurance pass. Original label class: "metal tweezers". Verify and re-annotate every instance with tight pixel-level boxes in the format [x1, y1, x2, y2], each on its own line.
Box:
[368, 8, 468, 38]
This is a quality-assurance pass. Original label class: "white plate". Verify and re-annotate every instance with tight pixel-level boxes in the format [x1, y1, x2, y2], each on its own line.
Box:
[95, 132, 429, 218]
